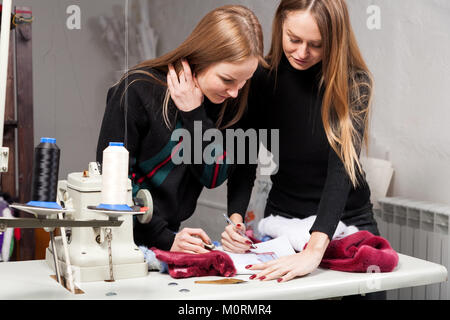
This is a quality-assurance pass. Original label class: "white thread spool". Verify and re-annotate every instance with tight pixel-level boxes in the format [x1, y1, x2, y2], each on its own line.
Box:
[101, 142, 129, 207]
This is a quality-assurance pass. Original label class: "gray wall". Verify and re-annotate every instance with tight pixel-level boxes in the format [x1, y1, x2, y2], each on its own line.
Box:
[348, 0, 450, 205]
[11, 0, 126, 178]
[148, 0, 278, 56]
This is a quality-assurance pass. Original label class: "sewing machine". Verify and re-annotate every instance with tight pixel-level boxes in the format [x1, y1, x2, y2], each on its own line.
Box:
[42, 162, 152, 283]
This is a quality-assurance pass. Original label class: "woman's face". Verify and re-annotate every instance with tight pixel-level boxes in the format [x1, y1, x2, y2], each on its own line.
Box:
[195, 57, 259, 104]
[282, 10, 324, 71]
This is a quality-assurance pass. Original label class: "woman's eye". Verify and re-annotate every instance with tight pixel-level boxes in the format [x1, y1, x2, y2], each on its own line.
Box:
[290, 38, 301, 44]
[221, 78, 234, 83]
[311, 43, 322, 49]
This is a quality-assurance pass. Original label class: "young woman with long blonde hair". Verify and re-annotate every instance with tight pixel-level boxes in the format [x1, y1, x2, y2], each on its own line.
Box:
[97, 5, 265, 253]
[224, 0, 383, 299]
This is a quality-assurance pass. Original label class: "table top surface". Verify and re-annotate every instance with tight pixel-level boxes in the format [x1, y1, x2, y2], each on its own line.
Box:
[0, 254, 447, 300]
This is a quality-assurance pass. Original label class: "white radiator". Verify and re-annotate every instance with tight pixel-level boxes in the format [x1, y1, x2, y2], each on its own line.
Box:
[377, 197, 450, 300]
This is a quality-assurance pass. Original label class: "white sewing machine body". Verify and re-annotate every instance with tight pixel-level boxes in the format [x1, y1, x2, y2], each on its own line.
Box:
[45, 163, 149, 282]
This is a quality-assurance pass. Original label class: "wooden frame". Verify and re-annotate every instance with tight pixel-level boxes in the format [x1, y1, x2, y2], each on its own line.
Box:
[1, 6, 35, 261]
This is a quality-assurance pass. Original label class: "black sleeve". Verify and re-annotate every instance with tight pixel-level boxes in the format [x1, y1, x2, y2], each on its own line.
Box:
[226, 66, 268, 219]
[225, 105, 260, 220]
[309, 148, 353, 240]
[227, 163, 258, 220]
[309, 74, 371, 240]
[134, 209, 176, 251]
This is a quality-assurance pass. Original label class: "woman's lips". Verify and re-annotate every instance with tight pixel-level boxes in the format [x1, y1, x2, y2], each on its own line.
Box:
[293, 57, 308, 65]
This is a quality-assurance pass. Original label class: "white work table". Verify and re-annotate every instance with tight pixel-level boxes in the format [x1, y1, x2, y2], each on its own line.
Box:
[0, 254, 447, 300]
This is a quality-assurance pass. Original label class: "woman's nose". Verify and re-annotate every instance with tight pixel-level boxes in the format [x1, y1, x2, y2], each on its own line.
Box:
[297, 44, 309, 59]
[227, 85, 240, 98]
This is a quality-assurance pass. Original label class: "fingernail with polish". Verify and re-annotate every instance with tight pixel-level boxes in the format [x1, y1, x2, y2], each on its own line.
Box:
[249, 275, 256, 280]
[245, 240, 252, 245]
[245, 265, 252, 269]
[277, 278, 283, 283]
[259, 276, 266, 281]
[237, 224, 242, 228]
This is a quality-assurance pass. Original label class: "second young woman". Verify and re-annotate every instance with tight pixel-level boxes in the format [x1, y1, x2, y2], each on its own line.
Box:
[224, 0, 380, 288]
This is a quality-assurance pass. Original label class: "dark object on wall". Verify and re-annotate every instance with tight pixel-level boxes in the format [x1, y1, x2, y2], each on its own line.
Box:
[1, 6, 35, 261]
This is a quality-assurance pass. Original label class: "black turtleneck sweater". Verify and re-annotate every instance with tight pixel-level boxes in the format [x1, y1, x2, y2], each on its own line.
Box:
[227, 55, 373, 240]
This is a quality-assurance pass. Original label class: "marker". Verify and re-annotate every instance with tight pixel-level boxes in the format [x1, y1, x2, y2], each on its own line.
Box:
[222, 213, 257, 249]
[193, 235, 215, 250]
[203, 242, 216, 250]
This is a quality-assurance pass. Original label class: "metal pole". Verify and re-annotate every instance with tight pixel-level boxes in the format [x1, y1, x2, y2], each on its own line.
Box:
[50, 231, 62, 284]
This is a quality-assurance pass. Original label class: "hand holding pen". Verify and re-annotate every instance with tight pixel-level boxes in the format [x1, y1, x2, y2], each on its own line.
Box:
[221, 213, 257, 253]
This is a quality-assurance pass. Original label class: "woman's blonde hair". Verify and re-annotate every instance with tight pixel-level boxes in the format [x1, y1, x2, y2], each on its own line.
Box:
[267, 0, 373, 187]
[117, 5, 266, 130]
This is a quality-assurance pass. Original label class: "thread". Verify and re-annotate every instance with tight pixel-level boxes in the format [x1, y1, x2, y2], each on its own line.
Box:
[99, 142, 131, 211]
[28, 137, 62, 209]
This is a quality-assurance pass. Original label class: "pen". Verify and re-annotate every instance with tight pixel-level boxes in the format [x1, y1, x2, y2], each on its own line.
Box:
[222, 213, 257, 249]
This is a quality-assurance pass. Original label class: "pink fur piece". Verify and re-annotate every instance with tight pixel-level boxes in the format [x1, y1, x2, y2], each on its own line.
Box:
[152, 248, 237, 279]
[245, 229, 262, 244]
[319, 231, 399, 273]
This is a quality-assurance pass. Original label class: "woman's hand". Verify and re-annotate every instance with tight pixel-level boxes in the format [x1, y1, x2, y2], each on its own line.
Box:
[247, 232, 330, 282]
[246, 248, 323, 282]
[167, 60, 204, 112]
[221, 213, 252, 254]
[170, 227, 212, 254]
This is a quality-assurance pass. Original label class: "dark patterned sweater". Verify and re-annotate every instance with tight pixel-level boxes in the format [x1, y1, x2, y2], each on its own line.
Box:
[97, 68, 230, 250]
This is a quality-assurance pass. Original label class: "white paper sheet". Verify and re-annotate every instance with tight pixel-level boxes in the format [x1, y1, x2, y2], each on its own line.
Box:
[218, 236, 296, 274]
